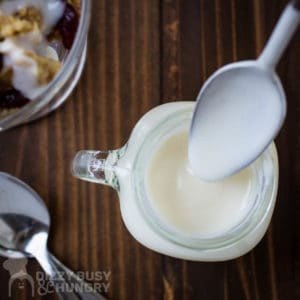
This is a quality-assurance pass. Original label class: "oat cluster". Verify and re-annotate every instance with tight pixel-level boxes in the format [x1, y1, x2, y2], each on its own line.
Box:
[0, 6, 61, 87]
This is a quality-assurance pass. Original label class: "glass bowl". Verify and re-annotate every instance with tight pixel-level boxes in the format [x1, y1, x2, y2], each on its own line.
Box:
[0, 0, 91, 131]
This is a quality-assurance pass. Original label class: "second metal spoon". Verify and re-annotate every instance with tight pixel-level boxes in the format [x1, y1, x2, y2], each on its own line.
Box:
[0, 172, 106, 300]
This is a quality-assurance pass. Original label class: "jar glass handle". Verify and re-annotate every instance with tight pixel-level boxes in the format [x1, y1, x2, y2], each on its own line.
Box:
[72, 146, 126, 190]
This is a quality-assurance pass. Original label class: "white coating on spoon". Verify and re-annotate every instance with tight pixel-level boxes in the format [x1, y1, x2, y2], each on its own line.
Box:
[189, 3, 300, 181]
[189, 63, 285, 181]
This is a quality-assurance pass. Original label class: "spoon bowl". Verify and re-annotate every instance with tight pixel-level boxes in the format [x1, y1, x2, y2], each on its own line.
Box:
[0, 173, 50, 253]
[0, 172, 105, 299]
[189, 61, 286, 180]
[189, 1, 300, 181]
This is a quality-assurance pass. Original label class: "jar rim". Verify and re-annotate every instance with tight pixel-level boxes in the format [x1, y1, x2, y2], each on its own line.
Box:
[133, 108, 279, 250]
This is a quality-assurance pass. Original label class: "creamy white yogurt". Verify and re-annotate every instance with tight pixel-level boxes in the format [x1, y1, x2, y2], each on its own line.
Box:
[146, 130, 254, 237]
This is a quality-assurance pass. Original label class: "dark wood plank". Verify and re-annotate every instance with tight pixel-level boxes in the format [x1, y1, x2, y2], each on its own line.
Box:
[0, 0, 300, 299]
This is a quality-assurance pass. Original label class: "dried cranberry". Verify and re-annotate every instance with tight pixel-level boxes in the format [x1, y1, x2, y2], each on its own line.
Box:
[56, 3, 79, 50]
[0, 89, 29, 109]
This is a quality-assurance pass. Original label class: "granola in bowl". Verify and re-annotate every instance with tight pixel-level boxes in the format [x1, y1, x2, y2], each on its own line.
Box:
[0, 0, 80, 117]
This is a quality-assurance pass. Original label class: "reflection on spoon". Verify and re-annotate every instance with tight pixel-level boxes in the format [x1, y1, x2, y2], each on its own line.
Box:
[0, 172, 106, 299]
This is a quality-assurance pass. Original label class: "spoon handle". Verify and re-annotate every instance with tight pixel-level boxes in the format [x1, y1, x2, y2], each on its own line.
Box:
[49, 254, 107, 300]
[258, 2, 300, 69]
[34, 248, 105, 299]
[292, 0, 300, 10]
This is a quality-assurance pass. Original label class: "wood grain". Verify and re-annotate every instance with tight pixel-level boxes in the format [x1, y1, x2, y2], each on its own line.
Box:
[0, 0, 299, 299]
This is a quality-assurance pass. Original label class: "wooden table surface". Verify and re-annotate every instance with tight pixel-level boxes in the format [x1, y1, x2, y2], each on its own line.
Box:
[0, 0, 299, 299]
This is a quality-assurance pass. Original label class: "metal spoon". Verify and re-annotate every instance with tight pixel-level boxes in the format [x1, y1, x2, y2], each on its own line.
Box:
[189, 0, 300, 181]
[0, 172, 106, 300]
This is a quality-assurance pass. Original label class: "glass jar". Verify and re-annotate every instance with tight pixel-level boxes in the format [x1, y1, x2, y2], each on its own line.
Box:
[72, 102, 279, 261]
